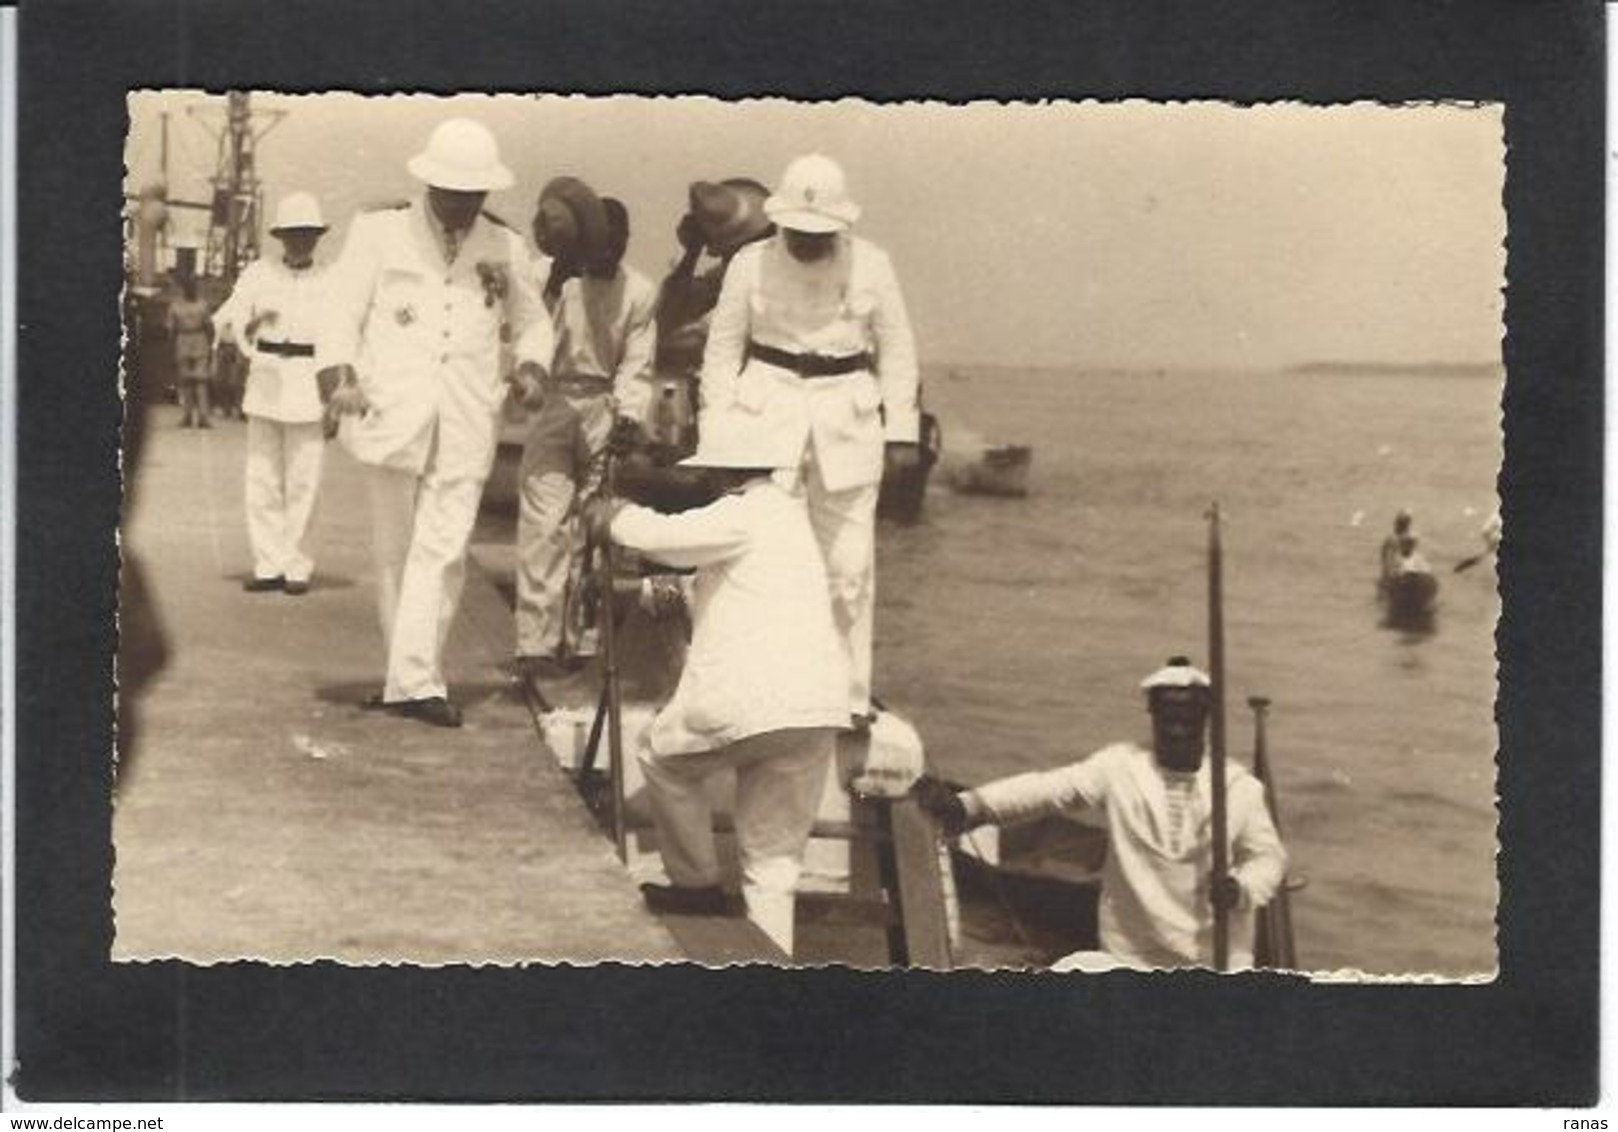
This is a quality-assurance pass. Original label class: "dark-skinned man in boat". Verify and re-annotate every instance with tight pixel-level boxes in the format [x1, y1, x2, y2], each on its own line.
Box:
[914, 656, 1288, 972]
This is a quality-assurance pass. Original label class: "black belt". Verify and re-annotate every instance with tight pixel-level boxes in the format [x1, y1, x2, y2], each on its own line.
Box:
[257, 340, 316, 358]
[748, 341, 871, 378]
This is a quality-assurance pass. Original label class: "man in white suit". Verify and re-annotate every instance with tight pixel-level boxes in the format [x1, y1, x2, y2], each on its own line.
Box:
[321, 119, 553, 728]
[213, 191, 332, 596]
[700, 154, 921, 725]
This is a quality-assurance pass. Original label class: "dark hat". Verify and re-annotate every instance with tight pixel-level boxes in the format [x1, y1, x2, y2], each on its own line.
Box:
[534, 176, 609, 264]
[687, 178, 773, 257]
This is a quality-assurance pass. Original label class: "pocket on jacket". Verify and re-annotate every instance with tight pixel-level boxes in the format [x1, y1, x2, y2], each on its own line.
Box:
[681, 662, 742, 735]
[850, 377, 883, 416]
[734, 364, 773, 413]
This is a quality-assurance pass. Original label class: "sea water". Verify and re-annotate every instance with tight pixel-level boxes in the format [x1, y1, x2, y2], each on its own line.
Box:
[875, 364, 1501, 977]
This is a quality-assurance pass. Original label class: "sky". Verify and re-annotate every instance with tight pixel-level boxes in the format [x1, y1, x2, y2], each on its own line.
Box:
[126, 92, 1506, 371]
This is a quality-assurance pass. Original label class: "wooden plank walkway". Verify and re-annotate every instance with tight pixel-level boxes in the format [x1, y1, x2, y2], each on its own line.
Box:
[112, 407, 683, 965]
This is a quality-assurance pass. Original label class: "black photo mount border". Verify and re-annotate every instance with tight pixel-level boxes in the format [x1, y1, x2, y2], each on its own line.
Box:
[13, 0, 1603, 1105]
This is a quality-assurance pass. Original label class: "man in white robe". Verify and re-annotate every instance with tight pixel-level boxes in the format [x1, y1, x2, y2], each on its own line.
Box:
[916, 657, 1288, 970]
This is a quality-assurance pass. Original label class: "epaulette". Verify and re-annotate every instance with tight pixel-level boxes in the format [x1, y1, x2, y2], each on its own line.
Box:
[361, 199, 412, 213]
[480, 208, 516, 232]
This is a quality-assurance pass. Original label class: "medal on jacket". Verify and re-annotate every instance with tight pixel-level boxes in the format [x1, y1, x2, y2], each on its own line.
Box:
[476, 261, 508, 309]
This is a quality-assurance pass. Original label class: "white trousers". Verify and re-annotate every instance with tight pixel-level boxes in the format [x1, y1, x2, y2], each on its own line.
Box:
[640, 727, 837, 956]
[364, 456, 485, 702]
[802, 455, 879, 716]
[514, 393, 611, 658]
[244, 417, 325, 583]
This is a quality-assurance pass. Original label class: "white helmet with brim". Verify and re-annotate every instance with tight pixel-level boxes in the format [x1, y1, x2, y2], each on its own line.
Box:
[1140, 656, 1212, 691]
[679, 409, 804, 471]
[407, 118, 514, 192]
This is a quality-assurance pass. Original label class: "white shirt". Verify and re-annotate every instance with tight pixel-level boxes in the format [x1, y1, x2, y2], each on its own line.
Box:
[970, 743, 1288, 969]
[550, 265, 658, 421]
[611, 479, 850, 755]
[213, 257, 329, 424]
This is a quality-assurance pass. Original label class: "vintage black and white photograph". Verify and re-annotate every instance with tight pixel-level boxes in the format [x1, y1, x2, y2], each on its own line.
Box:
[113, 91, 1504, 979]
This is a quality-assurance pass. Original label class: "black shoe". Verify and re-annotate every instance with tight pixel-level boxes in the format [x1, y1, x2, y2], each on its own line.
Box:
[284, 580, 310, 596]
[639, 883, 731, 916]
[243, 576, 286, 593]
[390, 696, 463, 728]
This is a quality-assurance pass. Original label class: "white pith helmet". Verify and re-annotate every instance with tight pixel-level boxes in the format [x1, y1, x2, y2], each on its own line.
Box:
[680, 409, 804, 470]
[269, 191, 327, 234]
[407, 118, 514, 192]
[764, 153, 861, 234]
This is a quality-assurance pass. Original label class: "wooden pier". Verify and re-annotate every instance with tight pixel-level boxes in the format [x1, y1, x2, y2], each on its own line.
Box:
[114, 406, 955, 968]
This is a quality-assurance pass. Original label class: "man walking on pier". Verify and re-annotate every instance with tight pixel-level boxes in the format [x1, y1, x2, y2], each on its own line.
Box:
[914, 657, 1288, 970]
[214, 191, 333, 596]
[322, 119, 553, 728]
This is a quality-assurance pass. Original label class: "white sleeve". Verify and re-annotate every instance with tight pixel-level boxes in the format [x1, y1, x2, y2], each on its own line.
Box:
[508, 238, 555, 376]
[1230, 778, 1289, 909]
[211, 263, 260, 345]
[610, 497, 751, 570]
[320, 214, 383, 371]
[867, 246, 920, 444]
[968, 747, 1118, 826]
[697, 245, 757, 413]
[612, 281, 658, 422]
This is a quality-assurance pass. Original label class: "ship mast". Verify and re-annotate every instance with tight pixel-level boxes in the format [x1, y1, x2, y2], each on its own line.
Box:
[188, 91, 286, 284]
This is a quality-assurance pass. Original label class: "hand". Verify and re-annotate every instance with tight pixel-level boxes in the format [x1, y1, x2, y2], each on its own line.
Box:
[322, 366, 369, 416]
[607, 415, 644, 456]
[885, 441, 923, 473]
[911, 774, 969, 837]
[1210, 873, 1244, 913]
[245, 310, 279, 340]
[508, 362, 549, 411]
[638, 575, 688, 619]
[581, 496, 624, 544]
[676, 212, 706, 255]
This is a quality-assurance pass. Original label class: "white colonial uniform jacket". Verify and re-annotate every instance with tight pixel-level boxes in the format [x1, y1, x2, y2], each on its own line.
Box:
[610, 479, 851, 756]
[701, 235, 919, 493]
[972, 743, 1288, 970]
[323, 199, 553, 480]
[213, 258, 329, 423]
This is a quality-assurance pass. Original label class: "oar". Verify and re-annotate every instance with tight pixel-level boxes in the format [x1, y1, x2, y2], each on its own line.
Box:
[600, 446, 629, 862]
[1248, 696, 1298, 970]
[1207, 503, 1231, 972]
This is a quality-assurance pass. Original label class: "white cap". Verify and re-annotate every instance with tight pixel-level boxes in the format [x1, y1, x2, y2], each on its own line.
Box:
[407, 119, 514, 192]
[764, 154, 860, 234]
[1140, 656, 1212, 691]
[269, 191, 327, 233]
[680, 409, 804, 470]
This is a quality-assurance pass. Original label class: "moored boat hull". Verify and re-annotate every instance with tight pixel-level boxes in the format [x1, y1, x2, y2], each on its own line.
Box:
[949, 443, 1033, 497]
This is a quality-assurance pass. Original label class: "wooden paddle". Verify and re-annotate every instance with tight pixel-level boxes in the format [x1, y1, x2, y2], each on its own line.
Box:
[1207, 504, 1231, 972]
[600, 448, 629, 862]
